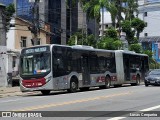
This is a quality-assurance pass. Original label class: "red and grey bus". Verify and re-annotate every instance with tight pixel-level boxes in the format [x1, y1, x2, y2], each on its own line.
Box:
[19, 44, 149, 95]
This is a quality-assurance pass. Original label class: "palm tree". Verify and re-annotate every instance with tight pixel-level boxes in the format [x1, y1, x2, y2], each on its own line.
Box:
[81, 0, 109, 36]
[124, 0, 138, 21]
[107, 1, 118, 28]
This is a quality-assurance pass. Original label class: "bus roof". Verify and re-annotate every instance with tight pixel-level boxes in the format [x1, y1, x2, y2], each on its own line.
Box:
[115, 50, 148, 56]
[21, 44, 148, 56]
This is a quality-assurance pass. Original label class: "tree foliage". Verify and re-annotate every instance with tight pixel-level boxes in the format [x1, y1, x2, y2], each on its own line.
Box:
[131, 18, 146, 39]
[121, 20, 135, 45]
[97, 37, 122, 50]
[69, 0, 147, 55]
[105, 27, 118, 39]
[67, 32, 97, 48]
[129, 44, 142, 53]
[4, 4, 15, 32]
[80, 0, 109, 22]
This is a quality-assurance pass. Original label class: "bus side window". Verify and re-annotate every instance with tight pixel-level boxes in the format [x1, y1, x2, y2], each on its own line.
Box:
[98, 57, 105, 71]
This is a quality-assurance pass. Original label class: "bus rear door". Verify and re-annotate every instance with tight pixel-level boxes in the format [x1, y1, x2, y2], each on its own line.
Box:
[81, 55, 90, 85]
[123, 55, 130, 81]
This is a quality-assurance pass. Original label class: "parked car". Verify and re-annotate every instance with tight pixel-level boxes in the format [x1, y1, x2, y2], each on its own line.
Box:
[145, 69, 160, 86]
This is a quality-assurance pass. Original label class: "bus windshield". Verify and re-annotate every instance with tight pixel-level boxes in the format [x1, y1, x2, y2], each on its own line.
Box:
[21, 52, 51, 76]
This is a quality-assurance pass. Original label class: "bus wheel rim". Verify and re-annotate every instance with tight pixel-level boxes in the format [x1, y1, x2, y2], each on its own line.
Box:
[71, 82, 76, 89]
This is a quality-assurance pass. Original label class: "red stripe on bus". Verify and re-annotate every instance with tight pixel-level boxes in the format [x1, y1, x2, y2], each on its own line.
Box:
[97, 76, 105, 83]
[132, 75, 137, 80]
[111, 76, 117, 81]
[22, 78, 46, 88]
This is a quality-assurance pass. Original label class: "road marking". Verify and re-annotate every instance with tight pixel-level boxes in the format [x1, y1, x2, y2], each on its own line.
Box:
[12, 92, 132, 111]
[108, 105, 160, 120]
[140, 105, 160, 111]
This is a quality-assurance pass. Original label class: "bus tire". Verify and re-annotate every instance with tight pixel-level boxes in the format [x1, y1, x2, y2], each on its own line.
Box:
[136, 75, 140, 85]
[67, 79, 78, 93]
[41, 90, 50, 95]
[105, 76, 111, 89]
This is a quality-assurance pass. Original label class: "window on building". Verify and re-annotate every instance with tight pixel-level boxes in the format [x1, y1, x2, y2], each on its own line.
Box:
[37, 38, 41, 45]
[12, 56, 16, 68]
[20, 36, 27, 48]
[144, 33, 148, 37]
[105, 24, 108, 29]
[145, 22, 148, 27]
[144, 12, 147, 17]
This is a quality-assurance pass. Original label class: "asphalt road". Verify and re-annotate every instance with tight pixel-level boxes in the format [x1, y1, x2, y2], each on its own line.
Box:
[0, 84, 160, 120]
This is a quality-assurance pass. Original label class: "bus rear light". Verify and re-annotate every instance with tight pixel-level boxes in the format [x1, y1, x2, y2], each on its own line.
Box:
[22, 78, 46, 88]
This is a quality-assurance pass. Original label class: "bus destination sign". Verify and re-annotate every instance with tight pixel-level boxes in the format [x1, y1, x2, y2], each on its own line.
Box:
[24, 47, 48, 54]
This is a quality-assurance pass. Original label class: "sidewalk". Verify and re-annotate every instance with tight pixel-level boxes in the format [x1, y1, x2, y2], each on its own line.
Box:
[0, 87, 39, 98]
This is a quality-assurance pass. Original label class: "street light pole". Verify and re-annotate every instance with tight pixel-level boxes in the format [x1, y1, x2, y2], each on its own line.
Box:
[28, 0, 40, 46]
[33, 0, 40, 45]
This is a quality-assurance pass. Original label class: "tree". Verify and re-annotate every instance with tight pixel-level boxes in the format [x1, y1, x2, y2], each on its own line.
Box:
[131, 18, 146, 40]
[121, 20, 135, 45]
[107, 1, 118, 28]
[4, 4, 15, 32]
[81, 0, 109, 36]
[105, 27, 118, 39]
[97, 37, 122, 50]
[112, 0, 125, 36]
[98, 27, 122, 50]
[67, 31, 83, 45]
[129, 44, 142, 53]
[84, 34, 97, 48]
[124, 0, 138, 21]
[67, 32, 97, 48]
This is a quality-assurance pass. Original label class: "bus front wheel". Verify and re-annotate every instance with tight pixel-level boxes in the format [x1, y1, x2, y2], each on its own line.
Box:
[67, 79, 78, 93]
[41, 90, 50, 95]
[136, 75, 141, 85]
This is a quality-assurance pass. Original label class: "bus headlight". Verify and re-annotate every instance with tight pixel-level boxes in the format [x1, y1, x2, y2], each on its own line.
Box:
[46, 76, 52, 83]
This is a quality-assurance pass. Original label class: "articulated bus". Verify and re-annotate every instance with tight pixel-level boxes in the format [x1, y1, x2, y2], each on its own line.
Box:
[19, 44, 149, 95]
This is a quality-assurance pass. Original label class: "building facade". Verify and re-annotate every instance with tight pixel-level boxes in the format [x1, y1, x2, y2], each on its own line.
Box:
[1, 0, 98, 45]
[139, 0, 160, 62]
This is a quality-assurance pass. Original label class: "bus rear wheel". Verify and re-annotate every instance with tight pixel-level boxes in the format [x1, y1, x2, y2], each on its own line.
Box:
[131, 75, 140, 86]
[136, 75, 140, 85]
[104, 76, 111, 89]
[99, 76, 111, 89]
[41, 90, 50, 95]
[67, 79, 78, 93]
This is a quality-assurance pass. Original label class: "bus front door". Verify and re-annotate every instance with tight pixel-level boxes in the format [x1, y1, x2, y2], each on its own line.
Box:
[81, 56, 90, 85]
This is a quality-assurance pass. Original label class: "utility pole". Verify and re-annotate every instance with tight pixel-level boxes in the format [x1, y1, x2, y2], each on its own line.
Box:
[14, 0, 17, 16]
[70, 0, 72, 37]
[29, 0, 40, 46]
[101, 7, 104, 37]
